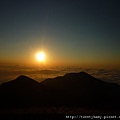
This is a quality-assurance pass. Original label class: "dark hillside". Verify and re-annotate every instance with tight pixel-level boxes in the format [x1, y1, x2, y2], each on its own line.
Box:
[0, 72, 120, 109]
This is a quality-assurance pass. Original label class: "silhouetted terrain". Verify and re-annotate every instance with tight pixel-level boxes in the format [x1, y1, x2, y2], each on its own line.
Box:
[0, 75, 62, 108]
[41, 72, 120, 108]
[0, 72, 120, 113]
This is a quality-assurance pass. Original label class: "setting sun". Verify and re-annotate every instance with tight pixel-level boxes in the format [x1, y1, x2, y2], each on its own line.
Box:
[36, 51, 45, 62]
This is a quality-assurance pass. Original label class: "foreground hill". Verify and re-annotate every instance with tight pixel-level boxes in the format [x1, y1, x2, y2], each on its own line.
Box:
[41, 72, 120, 108]
[0, 75, 61, 108]
[0, 72, 120, 109]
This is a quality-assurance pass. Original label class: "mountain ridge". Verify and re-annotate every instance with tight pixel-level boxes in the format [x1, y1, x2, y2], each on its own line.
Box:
[0, 71, 120, 108]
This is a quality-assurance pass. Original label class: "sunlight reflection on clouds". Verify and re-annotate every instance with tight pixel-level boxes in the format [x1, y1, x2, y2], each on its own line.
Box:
[0, 66, 120, 85]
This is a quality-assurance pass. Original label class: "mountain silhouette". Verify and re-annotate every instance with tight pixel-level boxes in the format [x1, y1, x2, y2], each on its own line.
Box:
[0, 72, 120, 109]
[41, 72, 120, 107]
[41, 72, 120, 96]
[0, 75, 61, 108]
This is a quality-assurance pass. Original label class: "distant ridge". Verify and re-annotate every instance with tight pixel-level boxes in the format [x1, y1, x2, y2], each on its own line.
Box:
[41, 71, 111, 93]
[0, 75, 40, 93]
[64, 71, 91, 77]
[12, 75, 39, 85]
[0, 74, 59, 108]
[15, 75, 37, 82]
[0, 71, 120, 109]
[41, 71, 120, 107]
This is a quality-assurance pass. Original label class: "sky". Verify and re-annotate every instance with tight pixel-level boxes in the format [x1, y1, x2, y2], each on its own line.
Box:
[0, 0, 120, 68]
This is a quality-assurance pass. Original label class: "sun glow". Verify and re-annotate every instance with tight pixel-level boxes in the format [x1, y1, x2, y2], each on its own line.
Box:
[36, 51, 45, 62]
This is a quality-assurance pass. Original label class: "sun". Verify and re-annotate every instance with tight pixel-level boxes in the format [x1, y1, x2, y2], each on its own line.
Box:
[36, 51, 45, 62]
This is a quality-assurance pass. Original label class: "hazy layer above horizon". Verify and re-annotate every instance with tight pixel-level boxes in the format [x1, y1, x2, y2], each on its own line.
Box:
[0, 65, 120, 85]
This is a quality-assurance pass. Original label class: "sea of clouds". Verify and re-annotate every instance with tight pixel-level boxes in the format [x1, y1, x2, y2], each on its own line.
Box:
[0, 65, 120, 85]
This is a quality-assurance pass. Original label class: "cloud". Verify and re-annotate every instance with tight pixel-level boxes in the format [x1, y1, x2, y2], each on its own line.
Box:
[0, 65, 120, 85]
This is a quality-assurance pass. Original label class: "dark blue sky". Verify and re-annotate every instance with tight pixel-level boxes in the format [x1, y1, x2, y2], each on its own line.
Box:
[0, 0, 120, 67]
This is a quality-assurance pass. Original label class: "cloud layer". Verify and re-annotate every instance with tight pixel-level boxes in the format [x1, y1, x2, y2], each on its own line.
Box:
[0, 66, 120, 85]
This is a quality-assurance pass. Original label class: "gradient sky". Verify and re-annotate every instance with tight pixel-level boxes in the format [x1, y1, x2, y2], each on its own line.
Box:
[0, 0, 120, 68]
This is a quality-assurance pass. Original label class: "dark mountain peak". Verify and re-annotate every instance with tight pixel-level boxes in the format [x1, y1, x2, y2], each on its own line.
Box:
[78, 71, 94, 79]
[16, 75, 29, 80]
[42, 71, 96, 86]
[63, 71, 95, 83]
[64, 71, 91, 78]
[41, 71, 109, 93]
[0, 75, 39, 88]
[79, 71, 91, 76]
[0, 72, 120, 109]
[14, 75, 38, 84]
